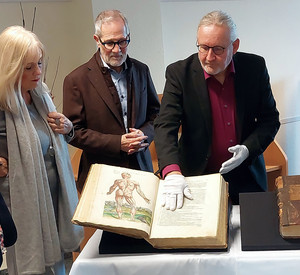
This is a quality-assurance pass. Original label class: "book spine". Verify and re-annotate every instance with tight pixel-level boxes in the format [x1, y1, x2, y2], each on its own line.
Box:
[276, 176, 285, 227]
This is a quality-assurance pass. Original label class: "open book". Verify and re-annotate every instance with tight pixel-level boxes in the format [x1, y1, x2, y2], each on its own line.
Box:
[276, 175, 300, 238]
[72, 164, 228, 249]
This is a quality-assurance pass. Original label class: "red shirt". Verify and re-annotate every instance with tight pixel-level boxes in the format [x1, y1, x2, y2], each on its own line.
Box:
[204, 61, 237, 173]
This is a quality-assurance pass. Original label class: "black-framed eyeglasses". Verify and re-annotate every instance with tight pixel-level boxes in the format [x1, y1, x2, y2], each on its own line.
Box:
[99, 36, 130, 50]
[196, 43, 229, 56]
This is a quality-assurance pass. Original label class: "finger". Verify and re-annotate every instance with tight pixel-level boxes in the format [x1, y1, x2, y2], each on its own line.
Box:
[125, 131, 147, 138]
[220, 159, 231, 169]
[129, 139, 148, 148]
[129, 128, 139, 134]
[129, 142, 149, 150]
[228, 145, 238, 153]
[48, 122, 58, 131]
[55, 118, 61, 126]
[129, 141, 143, 147]
[129, 128, 143, 135]
[169, 195, 177, 211]
[176, 193, 184, 209]
[127, 149, 135, 155]
[220, 164, 234, 174]
[219, 167, 229, 174]
[183, 187, 193, 200]
[126, 135, 148, 143]
[47, 111, 61, 120]
[139, 143, 149, 148]
[123, 132, 138, 138]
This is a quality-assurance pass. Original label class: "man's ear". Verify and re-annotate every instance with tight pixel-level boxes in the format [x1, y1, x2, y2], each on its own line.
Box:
[93, 34, 101, 47]
[232, 38, 240, 54]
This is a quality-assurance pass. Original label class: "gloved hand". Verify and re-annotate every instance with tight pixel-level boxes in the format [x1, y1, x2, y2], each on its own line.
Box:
[219, 145, 249, 174]
[161, 174, 193, 211]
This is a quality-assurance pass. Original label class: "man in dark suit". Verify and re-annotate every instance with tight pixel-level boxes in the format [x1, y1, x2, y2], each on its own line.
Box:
[63, 10, 160, 192]
[154, 10, 280, 208]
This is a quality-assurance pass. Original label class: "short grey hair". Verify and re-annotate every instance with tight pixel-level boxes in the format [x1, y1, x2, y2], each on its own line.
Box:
[94, 10, 130, 38]
[198, 10, 238, 42]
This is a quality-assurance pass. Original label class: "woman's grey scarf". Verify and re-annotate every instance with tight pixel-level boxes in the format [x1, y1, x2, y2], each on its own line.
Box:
[5, 82, 83, 274]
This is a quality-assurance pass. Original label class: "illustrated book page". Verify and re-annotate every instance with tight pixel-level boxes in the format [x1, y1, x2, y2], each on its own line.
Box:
[72, 164, 160, 239]
[72, 164, 228, 249]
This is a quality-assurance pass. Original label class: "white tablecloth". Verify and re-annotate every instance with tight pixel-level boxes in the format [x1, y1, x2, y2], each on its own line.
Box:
[70, 206, 300, 275]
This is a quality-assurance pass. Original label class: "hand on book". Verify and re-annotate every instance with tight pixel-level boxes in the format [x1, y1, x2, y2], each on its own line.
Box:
[219, 144, 249, 174]
[161, 174, 193, 211]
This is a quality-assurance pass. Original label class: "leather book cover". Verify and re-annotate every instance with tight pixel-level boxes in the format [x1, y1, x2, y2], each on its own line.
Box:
[239, 191, 300, 251]
[276, 175, 300, 238]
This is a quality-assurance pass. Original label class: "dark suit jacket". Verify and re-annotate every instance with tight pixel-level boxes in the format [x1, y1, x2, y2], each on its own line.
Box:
[63, 51, 160, 192]
[154, 52, 280, 195]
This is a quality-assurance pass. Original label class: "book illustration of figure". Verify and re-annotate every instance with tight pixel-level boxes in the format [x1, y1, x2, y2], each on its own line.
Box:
[106, 172, 151, 222]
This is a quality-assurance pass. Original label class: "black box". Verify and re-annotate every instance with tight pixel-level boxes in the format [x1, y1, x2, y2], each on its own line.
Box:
[239, 191, 300, 251]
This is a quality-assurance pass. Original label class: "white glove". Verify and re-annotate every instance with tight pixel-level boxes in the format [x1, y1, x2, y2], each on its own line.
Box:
[161, 174, 193, 211]
[219, 145, 249, 174]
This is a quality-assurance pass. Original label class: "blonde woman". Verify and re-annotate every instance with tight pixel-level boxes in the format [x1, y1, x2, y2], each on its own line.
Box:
[0, 26, 83, 275]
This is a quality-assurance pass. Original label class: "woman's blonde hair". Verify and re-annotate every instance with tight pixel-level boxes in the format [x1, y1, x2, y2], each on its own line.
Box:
[0, 25, 45, 111]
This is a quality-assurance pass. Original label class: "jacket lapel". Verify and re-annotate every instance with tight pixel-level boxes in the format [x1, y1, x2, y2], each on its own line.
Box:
[87, 52, 124, 129]
[233, 53, 245, 142]
[190, 55, 212, 139]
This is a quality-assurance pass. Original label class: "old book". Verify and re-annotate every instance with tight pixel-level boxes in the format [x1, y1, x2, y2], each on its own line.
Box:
[239, 191, 300, 251]
[72, 164, 228, 249]
[276, 175, 300, 238]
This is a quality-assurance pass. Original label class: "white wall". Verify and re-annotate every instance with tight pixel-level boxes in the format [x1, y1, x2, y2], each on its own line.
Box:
[0, 0, 95, 156]
[0, 0, 95, 112]
[159, 0, 300, 175]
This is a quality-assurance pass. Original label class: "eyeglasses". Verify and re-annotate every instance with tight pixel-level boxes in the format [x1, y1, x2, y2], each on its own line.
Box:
[196, 43, 230, 56]
[99, 36, 130, 50]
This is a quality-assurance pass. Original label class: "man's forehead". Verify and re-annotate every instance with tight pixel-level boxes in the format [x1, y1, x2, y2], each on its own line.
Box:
[197, 24, 231, 43]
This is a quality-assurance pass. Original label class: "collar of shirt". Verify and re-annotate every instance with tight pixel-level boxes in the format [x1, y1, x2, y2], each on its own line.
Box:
[100, 55, 129, 131]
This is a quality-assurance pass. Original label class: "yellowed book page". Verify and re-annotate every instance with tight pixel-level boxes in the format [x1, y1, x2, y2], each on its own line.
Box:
[150, 173, 222, 239]
[72, 164, 159, 236]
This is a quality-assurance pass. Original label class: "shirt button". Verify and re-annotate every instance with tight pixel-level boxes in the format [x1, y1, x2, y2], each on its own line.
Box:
[224, 104, 228, 108]
[229, 139, 233, 143]
[227, 122, 231, 126]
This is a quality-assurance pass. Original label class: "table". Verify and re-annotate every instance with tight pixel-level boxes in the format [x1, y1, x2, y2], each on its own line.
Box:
[70, 206, 300, 275]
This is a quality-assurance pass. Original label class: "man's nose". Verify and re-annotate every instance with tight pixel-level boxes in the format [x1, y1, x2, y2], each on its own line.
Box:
[112, 43, 121, 53]
[206, 48, 216, 60]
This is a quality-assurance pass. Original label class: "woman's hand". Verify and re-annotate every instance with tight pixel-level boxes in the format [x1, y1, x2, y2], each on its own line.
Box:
[0, 157, 8, 177]
[47, 112, 73, 135]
